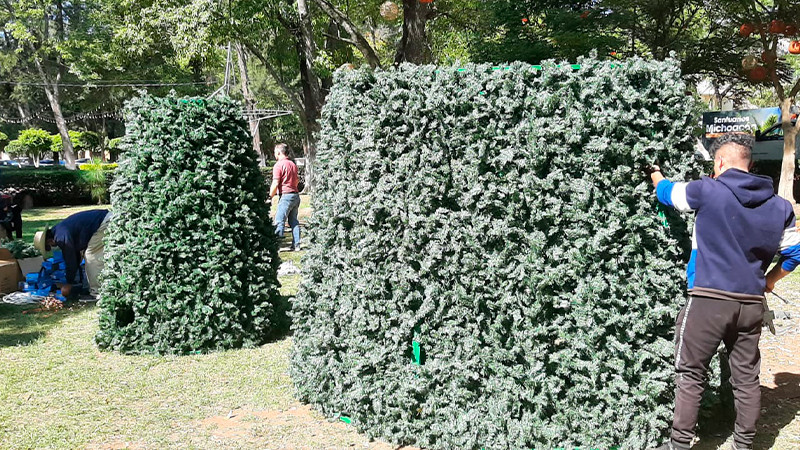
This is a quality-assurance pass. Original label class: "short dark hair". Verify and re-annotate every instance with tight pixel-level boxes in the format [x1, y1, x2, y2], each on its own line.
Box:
[275, 143, 291, 157]
[710, 132, 754, 163]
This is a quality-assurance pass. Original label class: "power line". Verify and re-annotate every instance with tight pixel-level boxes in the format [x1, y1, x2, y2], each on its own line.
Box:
[0, 81, 214, 88]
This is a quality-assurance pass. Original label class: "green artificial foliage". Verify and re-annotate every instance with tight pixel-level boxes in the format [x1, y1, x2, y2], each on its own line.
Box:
[2, 239, 41, 259]
[96, 95, 282, 355]
[292, 56, 704, 449]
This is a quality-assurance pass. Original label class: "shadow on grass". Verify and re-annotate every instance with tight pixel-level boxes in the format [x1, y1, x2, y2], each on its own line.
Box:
[266, 295, 293, 343]
[693, 372, 800, 449]
[0, 302, 94, 348]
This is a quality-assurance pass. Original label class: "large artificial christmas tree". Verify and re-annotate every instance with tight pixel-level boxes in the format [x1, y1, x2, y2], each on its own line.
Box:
[96, 95, 282, 355]
[292, 56, 703, 448]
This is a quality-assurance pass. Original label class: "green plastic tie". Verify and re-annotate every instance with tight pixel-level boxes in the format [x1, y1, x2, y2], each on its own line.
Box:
[656, 204, 670, 229]
[340, 416, 352, 424]
[412, 325, 422, 365]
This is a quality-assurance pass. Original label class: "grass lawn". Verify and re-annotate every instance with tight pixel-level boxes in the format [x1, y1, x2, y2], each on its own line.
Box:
[18, 205, 107, 243]
[2, 202, 800, 449]
[1, 200, 403, 450]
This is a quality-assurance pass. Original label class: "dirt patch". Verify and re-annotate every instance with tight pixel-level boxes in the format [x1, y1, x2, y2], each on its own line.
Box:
[199, 404, 419, 449]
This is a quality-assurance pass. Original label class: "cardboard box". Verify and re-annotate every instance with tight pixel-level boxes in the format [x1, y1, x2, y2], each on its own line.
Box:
[0, 248, 20, 294]
[18, 256, 44, 278]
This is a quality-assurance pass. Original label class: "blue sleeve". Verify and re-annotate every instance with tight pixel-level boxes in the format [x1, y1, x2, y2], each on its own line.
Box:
[656, 178, 702, 213]
[656, 179, 675, 207]
[779, 210, 800, 272]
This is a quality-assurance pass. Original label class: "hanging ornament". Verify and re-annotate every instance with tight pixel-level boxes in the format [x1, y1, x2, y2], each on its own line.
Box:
[522, 17, 529, 25]
[739, 23, 754, 37]
[769, 19, 786, 34]
[790, 41, 800, 55]
[742, 55, 758, 70]
[749, 66, 768, 81]
[379, 1, 399, 21]
[419, 0, 433, 3]
[580, 10, 590, 19]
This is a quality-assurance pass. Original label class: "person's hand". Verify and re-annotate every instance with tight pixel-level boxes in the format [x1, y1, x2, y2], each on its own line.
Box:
[765, 280, 775, 293]
[61, 284, 72, 297]
[641, 164, 661, 175]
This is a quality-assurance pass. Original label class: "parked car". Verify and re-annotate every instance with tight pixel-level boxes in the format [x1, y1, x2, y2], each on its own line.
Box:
[38, 159, 54, 166]
[76, 158, 90, 164]
[14, 157, 34, 167]
[0, 160, 21, 168]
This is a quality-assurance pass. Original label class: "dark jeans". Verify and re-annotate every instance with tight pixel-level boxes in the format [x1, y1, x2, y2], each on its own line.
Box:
[672, 295, 764, 448]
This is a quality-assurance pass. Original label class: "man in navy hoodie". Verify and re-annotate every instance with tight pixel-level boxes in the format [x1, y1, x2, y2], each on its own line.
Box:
[33, 209, 112, 298]
[648, 132, 800, 450]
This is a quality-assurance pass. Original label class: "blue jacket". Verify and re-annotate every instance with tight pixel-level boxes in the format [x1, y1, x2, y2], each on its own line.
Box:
[51, 209, 109, 283]
[657, 169, 800, 302]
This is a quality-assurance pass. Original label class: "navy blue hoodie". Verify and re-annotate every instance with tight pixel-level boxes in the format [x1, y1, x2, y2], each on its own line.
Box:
[49, 209, 110, 283]
[657, 168, 800, 302]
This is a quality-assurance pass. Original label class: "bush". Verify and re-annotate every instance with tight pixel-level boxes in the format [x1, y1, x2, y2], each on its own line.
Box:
[10, 129, 52, 164]
[96, 95, 283, 355]
[0, 167, 98, 206]
[292, 56, 702, 449]
[0, 131, 8, 153]
[51, 130, 102, 156]
[78, 159, 114, 204]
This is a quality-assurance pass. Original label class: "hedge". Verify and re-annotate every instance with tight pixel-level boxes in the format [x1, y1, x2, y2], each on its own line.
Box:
[0, 168, 96, 206]
[292, 56, 704, 449]
[95, 95, 283, 354]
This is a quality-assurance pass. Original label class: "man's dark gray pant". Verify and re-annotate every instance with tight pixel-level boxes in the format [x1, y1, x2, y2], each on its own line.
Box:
[671, 295, 764, 448]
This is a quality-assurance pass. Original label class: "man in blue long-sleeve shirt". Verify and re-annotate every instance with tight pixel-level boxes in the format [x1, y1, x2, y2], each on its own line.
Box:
[34, 209, 112, 297]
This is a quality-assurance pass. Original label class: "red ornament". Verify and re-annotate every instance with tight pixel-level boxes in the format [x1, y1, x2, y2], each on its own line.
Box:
[790, 40, 800, 55]
[580, 10, 590, 19]
[769, 19, 786, 34]
[740, 23, 754, 37]
[419, 0, 433, 3]
[522, 18, 528, 24]
[786, 25, 799, 36]
[610, 51, 618, 56]
[749, 66, 767, 81]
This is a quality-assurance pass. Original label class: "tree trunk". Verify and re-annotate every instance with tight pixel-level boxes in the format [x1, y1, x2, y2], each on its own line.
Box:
[296, 0, 324, 193]
[31, 56, 76, 169]
[236, 44, 265, 166]
[395, 0, 432, 64]
[777, 97, 797, 203]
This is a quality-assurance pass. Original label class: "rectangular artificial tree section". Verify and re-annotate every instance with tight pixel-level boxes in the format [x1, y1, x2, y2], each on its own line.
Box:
[292, 56, 705, 449]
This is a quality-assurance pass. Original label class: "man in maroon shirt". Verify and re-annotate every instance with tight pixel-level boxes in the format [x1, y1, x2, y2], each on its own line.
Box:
[270, 143, 301, 251]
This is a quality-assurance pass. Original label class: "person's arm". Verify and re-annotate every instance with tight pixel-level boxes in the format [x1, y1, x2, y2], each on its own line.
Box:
[57, 242, 80, 293]
[769, 212, 800, 292]
[270, 163, 281, 199]
[646, 164, 700, 213]
[269, 179, 279, 199]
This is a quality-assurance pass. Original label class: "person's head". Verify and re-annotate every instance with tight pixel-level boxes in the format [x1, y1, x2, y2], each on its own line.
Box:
[33, 228, 55, 255]
[710, 132, 754, 178]
[274, 143, 291, 161]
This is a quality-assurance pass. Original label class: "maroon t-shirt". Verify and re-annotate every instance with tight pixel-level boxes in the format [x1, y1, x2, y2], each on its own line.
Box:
[273, 159, 299, 195]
